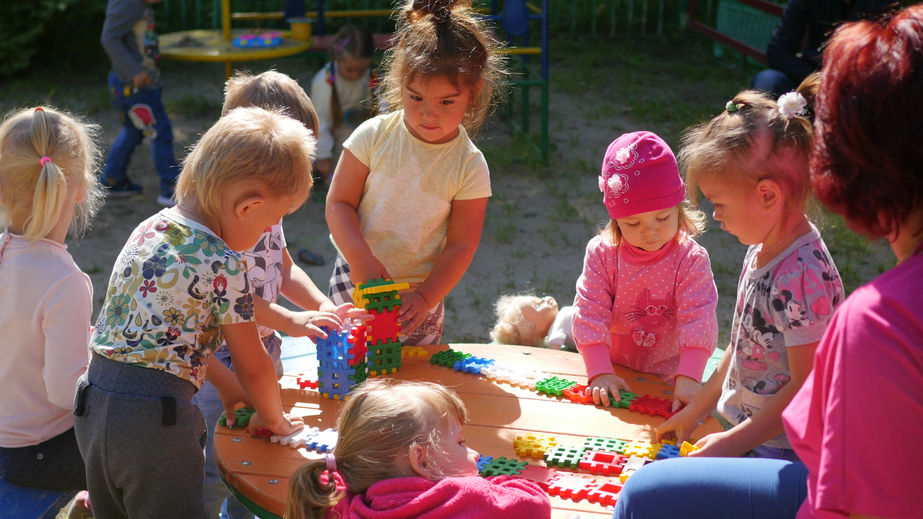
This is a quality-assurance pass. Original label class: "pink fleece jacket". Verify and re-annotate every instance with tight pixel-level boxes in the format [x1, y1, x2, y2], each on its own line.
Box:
[329, 476, 550, 519]
[573, 232, 718, 383]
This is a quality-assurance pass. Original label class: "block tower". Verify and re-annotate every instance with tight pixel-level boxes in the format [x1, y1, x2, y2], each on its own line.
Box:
[315, 319, 369, 400]
[353, 278, 409, 377]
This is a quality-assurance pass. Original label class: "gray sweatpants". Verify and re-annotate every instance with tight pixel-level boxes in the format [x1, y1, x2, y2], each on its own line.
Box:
[74, 354, 207, 519]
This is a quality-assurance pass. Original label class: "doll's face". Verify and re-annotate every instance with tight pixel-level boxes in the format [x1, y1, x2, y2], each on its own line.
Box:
[518, 296, 559, 337]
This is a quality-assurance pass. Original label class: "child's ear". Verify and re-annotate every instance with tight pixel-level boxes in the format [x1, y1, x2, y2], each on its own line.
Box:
[407, 444, 430, 478]
[234, 194, 265, 220]
[755, 178, 782, 209]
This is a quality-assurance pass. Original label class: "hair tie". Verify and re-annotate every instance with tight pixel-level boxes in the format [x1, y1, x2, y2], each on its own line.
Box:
[777, 91, 808, 119]
[325, 452, 337, 473]
[39, 156, 52, 167]
[34, 107, 44, 112]
[725, 100, 739, 113]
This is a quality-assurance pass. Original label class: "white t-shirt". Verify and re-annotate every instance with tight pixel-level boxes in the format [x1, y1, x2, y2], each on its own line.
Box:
[310, 61, 372, 161]
[0, 233, 92, 447]
[334, 110, 491, 284]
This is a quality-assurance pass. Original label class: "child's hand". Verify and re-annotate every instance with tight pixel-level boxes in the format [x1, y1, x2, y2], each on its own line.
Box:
[248, 411, 304, 438]
[655, 405, 700, 444]
[321, 301, 369, 322]
[671, 375, 702, 411]
[585, 373, 631, 407]
[287, 311, 344, 338]
[686, 430, 741, 458]
[398, 291, 430, 335]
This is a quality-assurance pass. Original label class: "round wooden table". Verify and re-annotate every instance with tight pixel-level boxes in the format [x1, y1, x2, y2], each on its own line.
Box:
[214, 343, 723, 519]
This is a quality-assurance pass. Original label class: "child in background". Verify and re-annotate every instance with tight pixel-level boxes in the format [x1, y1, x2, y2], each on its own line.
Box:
[193, 70, 360, 519]
[311, 24, 376, 184]
[490, 294, 576, 350]
[326, 0, 506, 345]
[656, 80, 844, 460]
[74, 107, 308, 517]
[0, 107, 102, 501]
[574, 131, 719, 411]
[285, 378, 551, 519]
[99, 0, 180, 205]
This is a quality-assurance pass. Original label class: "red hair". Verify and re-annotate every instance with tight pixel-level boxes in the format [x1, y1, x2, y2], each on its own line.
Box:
[810, 5, 923, 238]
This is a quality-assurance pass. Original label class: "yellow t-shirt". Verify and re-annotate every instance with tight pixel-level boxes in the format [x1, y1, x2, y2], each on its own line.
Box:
[335, 110, 491, 284]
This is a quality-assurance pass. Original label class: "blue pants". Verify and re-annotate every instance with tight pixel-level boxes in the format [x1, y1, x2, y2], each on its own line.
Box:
[102, 73, 180, 198]
[0, 427, 86, 491]
[612, 457, 808, 519]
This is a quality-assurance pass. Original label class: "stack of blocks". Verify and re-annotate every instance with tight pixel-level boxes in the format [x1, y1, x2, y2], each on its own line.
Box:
[315, 319, 368, 400]
[353, 278, 409, 377]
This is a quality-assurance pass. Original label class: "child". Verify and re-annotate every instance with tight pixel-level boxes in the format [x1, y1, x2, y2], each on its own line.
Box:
[285, 378, 551, 518]
[191, 69, 360, 519]
[574, 131, 719, 411]
[310, 24, 376, 183]
[99, 0, 179, 205]
[0, 107, 102, 497]
[325, 0, 505, 345]
[490, 294, 576, 350]
[74, 107, 308, 518]
[656, 80, 845, 460]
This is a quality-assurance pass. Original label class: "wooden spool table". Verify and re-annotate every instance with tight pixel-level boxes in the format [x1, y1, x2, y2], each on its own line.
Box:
[215, 343, 722, 519]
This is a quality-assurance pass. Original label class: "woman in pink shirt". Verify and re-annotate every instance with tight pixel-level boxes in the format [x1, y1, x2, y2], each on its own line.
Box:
[574, 131, 718, 411]
[612, 5, 922, 518]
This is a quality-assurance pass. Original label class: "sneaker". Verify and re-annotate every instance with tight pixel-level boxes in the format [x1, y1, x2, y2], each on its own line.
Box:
[296, 248, 325, 266]
[101, 178, 142, 198]
[157, 194, 176, 207]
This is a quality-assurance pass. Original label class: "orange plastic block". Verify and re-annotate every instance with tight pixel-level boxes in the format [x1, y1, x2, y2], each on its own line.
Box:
[514, 433, 557, 459]
[562, 383, 594, 405]
[586, 480, 623, 507]
[578, 450, 627, 476]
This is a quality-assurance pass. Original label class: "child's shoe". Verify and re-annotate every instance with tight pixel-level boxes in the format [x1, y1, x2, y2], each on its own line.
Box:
[101, 178, 143, 198]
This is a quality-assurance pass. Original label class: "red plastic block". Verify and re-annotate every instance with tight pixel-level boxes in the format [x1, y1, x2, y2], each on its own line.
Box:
[296, 374, 318, 389]
[586, 480, 623, 506]
[563, 383, 594, 405]
[367, 307, 400, 344]
[629, 394, 676, 418]
[547, 473, 598, 503]
[579, 450, 627, 476]
[518, 465, 558, 489]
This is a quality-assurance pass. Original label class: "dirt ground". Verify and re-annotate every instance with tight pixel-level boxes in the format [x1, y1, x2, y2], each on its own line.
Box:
[59, 47, 889, 347]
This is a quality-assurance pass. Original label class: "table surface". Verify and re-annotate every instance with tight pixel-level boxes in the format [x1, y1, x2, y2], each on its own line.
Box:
[159, 29, 312, 63]
[215, 343, 723, 519]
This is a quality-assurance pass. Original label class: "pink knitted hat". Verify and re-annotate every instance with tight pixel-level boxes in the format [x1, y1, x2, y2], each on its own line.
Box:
[598, 131, 685, 220]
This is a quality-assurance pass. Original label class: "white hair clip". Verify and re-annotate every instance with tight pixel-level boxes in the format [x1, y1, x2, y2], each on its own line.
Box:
[777, 91, 807, 119]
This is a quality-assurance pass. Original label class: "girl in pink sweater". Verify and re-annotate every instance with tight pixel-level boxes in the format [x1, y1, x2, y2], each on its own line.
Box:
[285, 379, 550, 519]
[574, 131, 719, 411]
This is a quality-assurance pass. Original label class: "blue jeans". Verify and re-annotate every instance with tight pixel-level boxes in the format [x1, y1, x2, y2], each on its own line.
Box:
[612, 457, 808, 518]
[750, 69, 798, 99]
[102, 73, 180, 197]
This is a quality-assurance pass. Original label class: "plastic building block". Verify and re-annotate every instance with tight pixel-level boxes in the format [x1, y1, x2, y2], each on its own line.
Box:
[514, 433, 557, 459]
[535, 376, 578, 397]
[366, 307, 401, 345]
[680, 441, 700, 457]
[295, 374, 318, 390]
[271, 426, 319, 448]
[352, 278, 409, 312]
[248, 426, 273, 439]
[586, 480, 623, 507]
[583, 437, 629, 454]
[613, 390, 639, 409]
[623, 441, 659, 459]
[518, 465, 558, 489]
[656, 443, 681, 459]
[430, 349, 471, 367]
[546, 472, 598, 503]
[305, 428, 338, 453]
[475, 455, 493, 473]
[317, 366, 362, 400]
[401, 346, 429, 358]
[543, 444, 587, 469]
[579, 450, 627, 476]
[454, 356, 495, 374]
[563, 383, 594, 404]
[367, 339, 402, 376]
[218, 407, 255, 428]
[618, 456, 652, 483]
[629, 394, 676, 418]
[479, 457, 527, 477]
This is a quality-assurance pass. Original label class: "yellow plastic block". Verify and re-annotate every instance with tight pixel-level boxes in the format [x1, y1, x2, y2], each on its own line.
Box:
[514, 433, 557, 459]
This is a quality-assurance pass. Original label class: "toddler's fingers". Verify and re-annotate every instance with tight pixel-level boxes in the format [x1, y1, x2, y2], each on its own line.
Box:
[302, 324, 328, 339]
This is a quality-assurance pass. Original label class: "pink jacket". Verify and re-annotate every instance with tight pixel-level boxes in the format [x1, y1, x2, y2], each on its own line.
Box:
[573, 233, 718, 383]
[329, 476, 551, 519]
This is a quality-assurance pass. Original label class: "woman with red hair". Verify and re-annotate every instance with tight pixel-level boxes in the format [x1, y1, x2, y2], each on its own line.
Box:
[613, 5, 922, 517]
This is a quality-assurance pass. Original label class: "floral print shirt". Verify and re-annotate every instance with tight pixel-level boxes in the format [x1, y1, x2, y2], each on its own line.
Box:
[90, 209, 254, 388]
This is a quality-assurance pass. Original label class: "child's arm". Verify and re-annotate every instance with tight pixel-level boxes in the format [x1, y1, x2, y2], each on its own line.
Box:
[690, 341, 818, 457]
[221, 321, 303, 436]
[279, 248, 359, 318]
[398, 197, 488, 334]
[100, 3, 153, 88]
[657, 344, 732, 444]
[326, 149, 389, 284]
[204, 357, 249, 427]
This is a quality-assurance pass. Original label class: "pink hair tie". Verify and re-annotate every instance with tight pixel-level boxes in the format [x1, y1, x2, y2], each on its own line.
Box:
[325, 452, 337, 473]
[39, 156, 52, 167]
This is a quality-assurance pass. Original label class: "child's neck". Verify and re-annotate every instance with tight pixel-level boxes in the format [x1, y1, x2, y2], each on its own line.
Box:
[174, 201, 222, 238]
[755, 214, 811, 268]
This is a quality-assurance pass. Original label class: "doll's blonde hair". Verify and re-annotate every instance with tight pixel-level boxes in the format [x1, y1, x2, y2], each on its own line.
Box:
[0, 106, 103, 241]
[175, 106, 315, 219]
[222, 70, 319, 136]
[285, 378, 468, 519]
[490, 294, 544, 347]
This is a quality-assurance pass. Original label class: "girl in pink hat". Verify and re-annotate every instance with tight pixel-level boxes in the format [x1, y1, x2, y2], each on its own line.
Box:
[574, 131, 719, 412]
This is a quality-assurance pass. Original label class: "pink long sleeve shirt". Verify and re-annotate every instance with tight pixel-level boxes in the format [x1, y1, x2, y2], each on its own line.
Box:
[573, 232, 719, 384]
